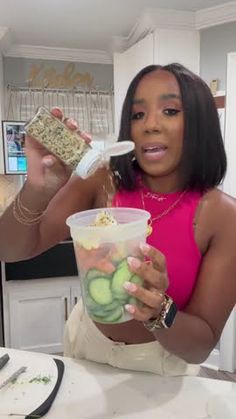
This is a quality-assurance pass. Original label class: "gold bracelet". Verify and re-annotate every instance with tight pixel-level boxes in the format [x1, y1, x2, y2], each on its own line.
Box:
[17, 192, 43, 216]
[12, 193, 45, 226]
[13, 204, 42, 225]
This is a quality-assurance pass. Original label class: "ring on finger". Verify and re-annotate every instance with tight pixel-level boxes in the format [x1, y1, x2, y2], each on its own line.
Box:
[150, 288, 165, 299]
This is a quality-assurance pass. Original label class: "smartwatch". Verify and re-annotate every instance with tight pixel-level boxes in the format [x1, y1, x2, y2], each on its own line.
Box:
[143, 295, 177, 332]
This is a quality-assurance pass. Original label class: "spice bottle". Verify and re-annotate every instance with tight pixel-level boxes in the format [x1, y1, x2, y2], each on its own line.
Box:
[24, 106, 134, 179]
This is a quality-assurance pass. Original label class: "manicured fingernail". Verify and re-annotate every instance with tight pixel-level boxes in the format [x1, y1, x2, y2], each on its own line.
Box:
[67, 118, 78, 128]
[43, 156, 54, 167]
[123, 281, 137, 292]
[140, 242, 150, 254]
[79, 131, 92, 142]
[51, 107, 63, 118]
[127, 257, 141, 269]
[124, 304, 135, 314]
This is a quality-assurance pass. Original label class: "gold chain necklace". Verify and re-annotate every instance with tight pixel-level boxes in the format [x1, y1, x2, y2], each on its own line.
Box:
[141, 189, 187, 236]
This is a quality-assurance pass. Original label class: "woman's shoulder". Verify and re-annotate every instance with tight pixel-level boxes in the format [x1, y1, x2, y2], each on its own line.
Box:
[193, 188, 236, 255]
[197, 188, 236, 242]
[203, 188, 236, 215]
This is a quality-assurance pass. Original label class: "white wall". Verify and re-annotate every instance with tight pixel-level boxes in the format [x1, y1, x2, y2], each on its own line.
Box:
[0, 53, 5, 173]
[113, 34, 154, 135]
[3, 57, 113, 92]
[219, 52, 236, 372]
[200, 22, 236, 90]
[154, 28, 200, 74]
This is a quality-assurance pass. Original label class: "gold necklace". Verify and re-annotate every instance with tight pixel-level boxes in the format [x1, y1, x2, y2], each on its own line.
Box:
[141, 189, 187, 236]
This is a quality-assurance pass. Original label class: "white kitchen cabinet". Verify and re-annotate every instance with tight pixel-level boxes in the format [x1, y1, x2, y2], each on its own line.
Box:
[113, 33, 154, 135]
[153, 28, 200, 74]
[113, 29, 200, 134]
[2, 275, 81, 354]
[71, 285, 81, 309]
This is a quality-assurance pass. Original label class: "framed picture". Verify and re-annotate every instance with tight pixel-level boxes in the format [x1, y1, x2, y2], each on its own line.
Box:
[2, 121, 27, 174]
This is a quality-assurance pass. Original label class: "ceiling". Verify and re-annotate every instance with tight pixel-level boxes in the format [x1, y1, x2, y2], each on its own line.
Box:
[0, 0, 234, 53]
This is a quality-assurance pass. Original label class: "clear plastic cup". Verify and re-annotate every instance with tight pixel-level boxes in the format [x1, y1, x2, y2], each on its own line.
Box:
[66, 207, 150, 324]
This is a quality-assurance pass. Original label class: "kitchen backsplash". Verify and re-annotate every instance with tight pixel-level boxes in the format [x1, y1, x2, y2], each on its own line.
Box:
[0, 174, 23, 214]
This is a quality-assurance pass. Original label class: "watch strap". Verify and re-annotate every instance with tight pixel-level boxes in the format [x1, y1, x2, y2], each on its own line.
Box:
[143, 295, 177, 332]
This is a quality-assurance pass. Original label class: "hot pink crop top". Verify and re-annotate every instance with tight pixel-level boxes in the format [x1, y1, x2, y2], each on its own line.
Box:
[112, 184, 203, 310]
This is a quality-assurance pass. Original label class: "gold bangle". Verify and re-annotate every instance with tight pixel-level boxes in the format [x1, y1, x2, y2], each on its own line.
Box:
[17, 192, 43, 215]
[13, 205, 42, 225]
[12, 193, 45, 226]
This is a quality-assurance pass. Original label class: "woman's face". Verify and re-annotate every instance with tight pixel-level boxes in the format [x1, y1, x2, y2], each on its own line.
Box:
[131, 70, 184, 181]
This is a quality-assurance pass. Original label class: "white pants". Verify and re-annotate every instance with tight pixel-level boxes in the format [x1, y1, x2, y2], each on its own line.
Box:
[64, 299, 199, 376]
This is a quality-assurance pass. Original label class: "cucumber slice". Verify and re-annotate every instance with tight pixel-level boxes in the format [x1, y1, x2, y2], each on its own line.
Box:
[128, 296, 138, 305]
[128, 296, 142, 308]
[89, 306, 110, 317]
[89, 300, 121, 317]
[85, 294, 110, 316]
[86, 268, 111, 281]
[130, 274, 143, 286]
[111, 260, 132, 298]
[88, 277, 113, 305]
[101, 300, 121, 312]
[113, 294, 129, 304]
[86, 294, 100, 310]
[91, 306, 123, 323]
[115, 259, 129, 271]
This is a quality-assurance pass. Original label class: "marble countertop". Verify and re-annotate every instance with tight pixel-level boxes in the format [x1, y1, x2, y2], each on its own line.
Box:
[0, 347, 236, 418]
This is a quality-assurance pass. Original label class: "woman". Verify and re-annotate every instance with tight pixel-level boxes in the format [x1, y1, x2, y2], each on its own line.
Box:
[1, 63, 236, 375]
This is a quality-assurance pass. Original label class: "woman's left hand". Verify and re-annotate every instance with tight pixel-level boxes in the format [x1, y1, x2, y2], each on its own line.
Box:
[123, 243, 169, 321]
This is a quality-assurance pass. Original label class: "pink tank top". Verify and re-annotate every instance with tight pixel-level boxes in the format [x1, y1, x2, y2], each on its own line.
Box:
[112, 185, 203, 310]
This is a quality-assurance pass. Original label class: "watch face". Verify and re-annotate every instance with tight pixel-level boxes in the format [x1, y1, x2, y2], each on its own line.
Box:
[164, 301, 177, 328]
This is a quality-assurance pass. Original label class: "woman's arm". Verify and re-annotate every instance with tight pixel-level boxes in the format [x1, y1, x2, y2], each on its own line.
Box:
[0, 109, 109, 262]
[0, 172, 105, 262]
[125, 192, 236, 363]
[0, 123, 109, 262]
[155, 207, 236, 363]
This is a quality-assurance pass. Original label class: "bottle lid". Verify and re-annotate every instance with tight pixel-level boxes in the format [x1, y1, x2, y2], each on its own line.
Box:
[103, 140, 134, 157]
[75, 140, 134, 179]
[75, 148, 102, 179]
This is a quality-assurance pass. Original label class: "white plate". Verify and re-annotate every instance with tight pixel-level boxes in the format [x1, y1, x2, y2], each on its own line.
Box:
[0, 348, 60, 418]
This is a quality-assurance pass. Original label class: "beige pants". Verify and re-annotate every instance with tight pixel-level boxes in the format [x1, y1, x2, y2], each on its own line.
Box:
[64, 299, 199, 376]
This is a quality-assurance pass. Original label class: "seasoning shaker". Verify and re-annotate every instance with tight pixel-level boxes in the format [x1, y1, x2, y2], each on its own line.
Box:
[24, 106, 134, 179]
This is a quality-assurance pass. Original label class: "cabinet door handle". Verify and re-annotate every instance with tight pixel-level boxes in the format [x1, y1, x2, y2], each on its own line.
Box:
[74, 296, 78, 305]
[64, 297, 68, 321]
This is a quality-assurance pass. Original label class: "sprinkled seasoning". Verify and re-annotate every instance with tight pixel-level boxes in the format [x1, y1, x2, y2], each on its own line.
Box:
[25, 106, 91, 170]
[90, 210, 118, 226]
[29, 375, 52, 384]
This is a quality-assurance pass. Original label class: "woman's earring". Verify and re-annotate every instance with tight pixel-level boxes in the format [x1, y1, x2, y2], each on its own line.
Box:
[114, 170, 121, 180]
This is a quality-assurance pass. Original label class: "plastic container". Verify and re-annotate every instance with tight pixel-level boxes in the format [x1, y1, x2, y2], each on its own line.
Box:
[66, 207, 150, 324]
[24, 106, 134, 179]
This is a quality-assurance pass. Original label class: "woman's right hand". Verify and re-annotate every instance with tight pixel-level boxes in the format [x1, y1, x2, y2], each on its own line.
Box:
[25, 108, 91, 197]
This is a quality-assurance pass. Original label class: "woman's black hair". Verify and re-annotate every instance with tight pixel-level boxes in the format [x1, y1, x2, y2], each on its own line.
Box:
[110, 63, 227, 192]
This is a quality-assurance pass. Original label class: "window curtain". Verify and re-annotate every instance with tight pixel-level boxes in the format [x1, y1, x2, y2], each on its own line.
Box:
[6, 86, 114, 135]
